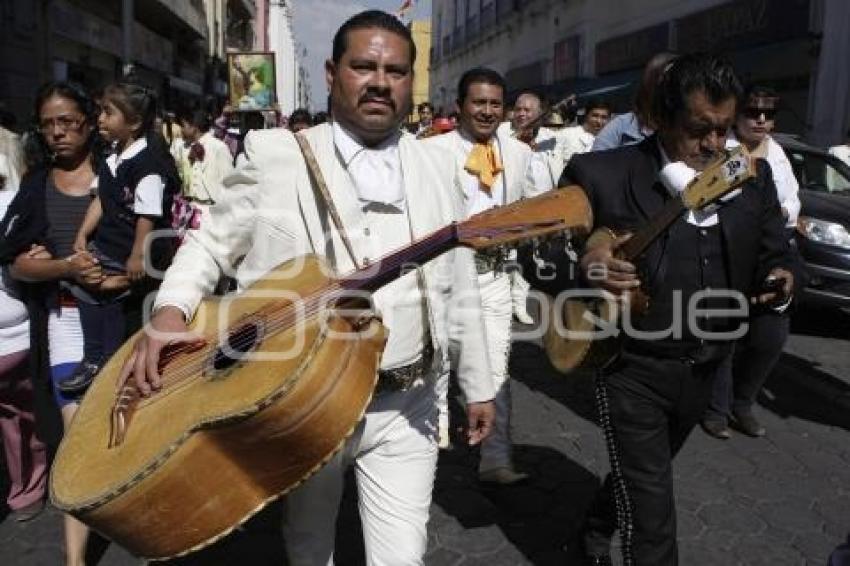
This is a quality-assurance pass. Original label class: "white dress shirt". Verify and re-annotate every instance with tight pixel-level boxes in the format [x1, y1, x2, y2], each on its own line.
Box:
[557, 125, 595, 161]
[726, 134, 800, 227]
[334, 121, 405, 209]
[331, 122, 426, 369]
[829, 143, 850, 167]
[173, 132, 234, 203]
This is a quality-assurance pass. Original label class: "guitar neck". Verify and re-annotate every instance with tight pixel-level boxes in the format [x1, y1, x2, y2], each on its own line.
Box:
[618, 196, 685, 261]
[338, 225, 458, 293]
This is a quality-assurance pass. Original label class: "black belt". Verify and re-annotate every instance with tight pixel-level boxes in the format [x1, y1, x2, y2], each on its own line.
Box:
[375, 344, 435, 394]
[474, 251, 503, 274]
[622, 339, 731, 366]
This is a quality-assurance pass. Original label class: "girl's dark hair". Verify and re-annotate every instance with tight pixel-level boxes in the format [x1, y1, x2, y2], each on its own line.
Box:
[31, 80, 106, 171]
[103, 78, 176, 170]
[103, 79, 158, 139]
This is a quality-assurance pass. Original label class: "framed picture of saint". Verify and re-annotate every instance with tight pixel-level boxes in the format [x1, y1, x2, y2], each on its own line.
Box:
[227, 52, 277, 111]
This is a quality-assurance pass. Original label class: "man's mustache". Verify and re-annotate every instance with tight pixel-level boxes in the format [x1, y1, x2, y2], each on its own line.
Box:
[359, 93, 395, 110]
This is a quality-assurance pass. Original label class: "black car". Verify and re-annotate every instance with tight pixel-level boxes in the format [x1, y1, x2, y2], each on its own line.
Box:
[774, 134, 850, 307]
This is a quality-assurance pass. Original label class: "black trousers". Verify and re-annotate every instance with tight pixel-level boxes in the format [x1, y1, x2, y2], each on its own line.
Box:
[584, 351, 721, 566]
[706, 310, 789, 419]
[78, 300, 127, 364]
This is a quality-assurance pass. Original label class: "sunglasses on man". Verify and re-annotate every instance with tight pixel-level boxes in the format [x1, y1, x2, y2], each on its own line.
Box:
[742, 107, 777, 121]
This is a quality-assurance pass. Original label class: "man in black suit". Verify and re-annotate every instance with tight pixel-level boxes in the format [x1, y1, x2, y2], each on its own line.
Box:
[558, 54, 795, 565]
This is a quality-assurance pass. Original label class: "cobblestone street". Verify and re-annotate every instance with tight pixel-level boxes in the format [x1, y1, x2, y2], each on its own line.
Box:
[2, 308, 848, 565]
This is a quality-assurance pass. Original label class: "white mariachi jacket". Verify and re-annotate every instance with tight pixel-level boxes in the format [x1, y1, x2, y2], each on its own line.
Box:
[154, 122, 495, 404]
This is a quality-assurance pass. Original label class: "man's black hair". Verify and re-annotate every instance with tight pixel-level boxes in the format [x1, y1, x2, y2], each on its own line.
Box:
[584, 97, 612, 115]
[289, 108, 312, 126]
[417, 101, 433, 113]
[332, 10, 416, 66]
[653, 53, 743, 128]
[742, 84, 778, 106]
[457, 67, 506, 104]
[0, 109, 17, 131]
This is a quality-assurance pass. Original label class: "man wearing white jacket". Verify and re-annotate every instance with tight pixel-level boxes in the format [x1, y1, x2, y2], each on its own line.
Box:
[120, 11, 495, 565]
[425, 67, 532, 485]
[171, 109, 234, 223]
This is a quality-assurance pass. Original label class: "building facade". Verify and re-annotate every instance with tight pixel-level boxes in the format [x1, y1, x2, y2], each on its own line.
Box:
[268, 0, 308, 114]
[0, 0, 210, 121]
[430, 0, 820, 136]
[410, 19, 432, 112]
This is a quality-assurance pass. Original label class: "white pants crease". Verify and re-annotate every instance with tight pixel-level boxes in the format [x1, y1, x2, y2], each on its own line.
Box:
[283, 381, 439, 566]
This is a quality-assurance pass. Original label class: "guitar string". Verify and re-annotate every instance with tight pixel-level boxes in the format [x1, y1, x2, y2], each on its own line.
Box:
[123, 228, 459, 400]
[130, 221, 559, 400]
[119, 216, 571, 405]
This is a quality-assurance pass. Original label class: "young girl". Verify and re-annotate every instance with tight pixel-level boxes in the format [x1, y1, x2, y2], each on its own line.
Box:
[59, 81, 178, 394]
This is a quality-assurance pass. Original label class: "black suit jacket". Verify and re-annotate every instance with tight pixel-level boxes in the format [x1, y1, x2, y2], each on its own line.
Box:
[551, 135, 793, 298]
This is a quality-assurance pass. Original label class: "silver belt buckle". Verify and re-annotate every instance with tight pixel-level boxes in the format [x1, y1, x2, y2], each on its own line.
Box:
[474, 252, 499, 274]
[376, 345, 434, 394]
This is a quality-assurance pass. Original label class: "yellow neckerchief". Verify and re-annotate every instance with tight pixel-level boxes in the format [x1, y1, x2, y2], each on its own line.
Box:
[464, 140, 503, 194]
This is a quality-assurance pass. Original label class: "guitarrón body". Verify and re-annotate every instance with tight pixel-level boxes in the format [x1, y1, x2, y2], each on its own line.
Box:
[51, 255, 386, 558]
[50, 188, 592, 559]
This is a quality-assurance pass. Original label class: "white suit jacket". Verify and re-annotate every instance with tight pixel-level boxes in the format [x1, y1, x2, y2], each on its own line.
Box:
[154, 123, 495, 403]
[171, 132, 234, 203]
[422, 129, 533, 211]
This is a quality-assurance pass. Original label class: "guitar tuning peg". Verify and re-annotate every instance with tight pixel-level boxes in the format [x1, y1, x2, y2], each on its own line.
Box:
[564, 234, 578, 262]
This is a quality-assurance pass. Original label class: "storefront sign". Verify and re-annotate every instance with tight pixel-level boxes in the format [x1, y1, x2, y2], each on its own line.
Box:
[506, 60, 545, 90]
[676, 0, 810, 53]
[595, 23, 669, 75]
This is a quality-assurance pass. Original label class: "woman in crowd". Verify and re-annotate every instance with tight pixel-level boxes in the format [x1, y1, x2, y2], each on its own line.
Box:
[702, 85, 801, 439]
[0, 152, 48, 523]
[0, 81, 107, 566]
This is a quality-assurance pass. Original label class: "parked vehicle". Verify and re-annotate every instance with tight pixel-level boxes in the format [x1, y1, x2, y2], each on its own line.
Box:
[774, 134, 850, 307]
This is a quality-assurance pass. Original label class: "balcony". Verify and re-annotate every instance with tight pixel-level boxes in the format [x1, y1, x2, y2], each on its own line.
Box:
[149, 0, 207, 39]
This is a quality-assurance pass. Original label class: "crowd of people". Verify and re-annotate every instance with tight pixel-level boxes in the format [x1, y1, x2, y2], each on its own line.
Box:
[1, 8, 849, 566]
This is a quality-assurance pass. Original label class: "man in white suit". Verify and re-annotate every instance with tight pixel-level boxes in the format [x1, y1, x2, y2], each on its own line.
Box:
[120, 11, 495, 565]
[171, 109, 235, 222]
[424, 68, 532, 485]
[525, 97, 611, 194]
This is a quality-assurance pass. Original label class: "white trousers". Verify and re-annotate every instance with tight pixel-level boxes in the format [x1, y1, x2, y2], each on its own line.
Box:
[475, 271, 514, 472]
[283, 381, 439, 566]
[510, 270, 531, 315]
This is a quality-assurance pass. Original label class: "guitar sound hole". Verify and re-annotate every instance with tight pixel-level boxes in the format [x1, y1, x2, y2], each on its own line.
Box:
[212, 323, 261, 371]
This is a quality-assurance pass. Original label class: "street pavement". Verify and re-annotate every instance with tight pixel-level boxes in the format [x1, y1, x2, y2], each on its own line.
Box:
[2, 306, 848, 565]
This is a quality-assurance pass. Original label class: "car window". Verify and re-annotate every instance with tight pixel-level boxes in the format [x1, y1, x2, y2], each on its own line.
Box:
[786, 150, 850, 194]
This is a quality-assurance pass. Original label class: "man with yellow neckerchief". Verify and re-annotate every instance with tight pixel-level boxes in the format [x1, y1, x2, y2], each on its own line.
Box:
[424, 67, 533, 484]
